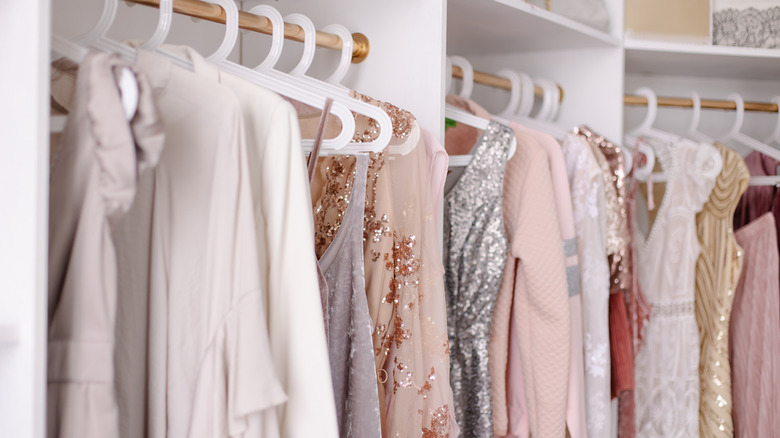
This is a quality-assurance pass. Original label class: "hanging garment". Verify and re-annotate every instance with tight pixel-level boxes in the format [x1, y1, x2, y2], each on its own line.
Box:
[445, 95, 573, 438]
[47, 50, 164, 438]
[444, 121, 513, 438]
[500, 127, 570, 438]
[150, 45, 341, 438]
[574, 126, 636, 436]
[487, 124, 543, 438]
[733, 151, 780, 262]
[307, 97, 455, 437]
[633, 139, 722, 438]
[382, 127, 455, 438]
[730, 212, 780, 438]
[101, 48, 287, 437]
[518, 127, 586, 438]
[694, 143, 749, 438]
[422, 126, 449, 222]
[563, 133, 612, 438]
[312, 154, 382, 438]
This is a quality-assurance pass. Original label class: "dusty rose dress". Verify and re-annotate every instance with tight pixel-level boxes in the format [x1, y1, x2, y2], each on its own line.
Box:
[730, 212, 780, 438]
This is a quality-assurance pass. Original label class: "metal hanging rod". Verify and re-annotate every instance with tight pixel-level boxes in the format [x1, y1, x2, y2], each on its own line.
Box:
[451, 65, 564, 102]
[624, 94, 778, 113]
[125, 0, 370, 63]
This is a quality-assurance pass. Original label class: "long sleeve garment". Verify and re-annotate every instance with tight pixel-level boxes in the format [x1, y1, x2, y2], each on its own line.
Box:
[515, 125, 586, 438]
[562, 134, 612, 438]
[501, 125, 571, 438]
[694, 143, 749, 438]
[47, 50, 164, 438]
[114, 48, 288, 437]
[166, 46, 339, 438]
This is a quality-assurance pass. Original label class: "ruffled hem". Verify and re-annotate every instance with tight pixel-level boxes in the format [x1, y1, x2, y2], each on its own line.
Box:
[189, 290, 287, 437]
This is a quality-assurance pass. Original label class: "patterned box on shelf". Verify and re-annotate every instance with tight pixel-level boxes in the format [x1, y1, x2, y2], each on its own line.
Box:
[713, 0, 780, 48]
[625, 0, 712, 44]
[525, 0, 610, 32]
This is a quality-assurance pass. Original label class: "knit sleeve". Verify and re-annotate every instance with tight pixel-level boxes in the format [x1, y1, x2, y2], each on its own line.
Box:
[510, 145, 571, 438]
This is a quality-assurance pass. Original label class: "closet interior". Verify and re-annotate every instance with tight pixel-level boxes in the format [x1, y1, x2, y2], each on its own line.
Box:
[2, 0, 780, 436]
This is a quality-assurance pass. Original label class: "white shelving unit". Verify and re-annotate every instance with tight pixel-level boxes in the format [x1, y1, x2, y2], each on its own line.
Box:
[4, 1, 780, 435]
[626, 39, 780, 80]
[447, 0, 620, 54]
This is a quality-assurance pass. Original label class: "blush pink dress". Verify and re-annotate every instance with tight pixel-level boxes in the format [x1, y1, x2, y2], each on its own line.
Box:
[730, 212, 780, 438]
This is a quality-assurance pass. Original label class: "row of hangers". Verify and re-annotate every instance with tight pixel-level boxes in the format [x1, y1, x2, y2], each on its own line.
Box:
[441, 56, 780, 187]
[50, 0, 401, 155]
[444, 56, 568, 167]
[626, 87, 780, 186]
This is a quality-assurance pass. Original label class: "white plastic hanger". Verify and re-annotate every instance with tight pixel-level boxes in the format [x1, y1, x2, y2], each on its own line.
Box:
[686, 91, 715, 144]
[491, 68, 567, 140]
[624, 87, 674, 180]
[245, 7, 392, 154]
[723, 93, 780, 162]
[764, 96, 780, 147]
[50, 0, 139, 132]
[445, 57, 516, 167]
[722, 93, 780, 186]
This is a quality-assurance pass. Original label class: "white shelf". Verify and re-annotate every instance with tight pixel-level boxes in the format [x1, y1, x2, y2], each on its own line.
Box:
[625, 39, 780, 80]
[447, 0, 619, 55]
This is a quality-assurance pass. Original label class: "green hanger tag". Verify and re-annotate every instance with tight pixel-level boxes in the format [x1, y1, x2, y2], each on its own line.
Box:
[444, 118, 457, 131]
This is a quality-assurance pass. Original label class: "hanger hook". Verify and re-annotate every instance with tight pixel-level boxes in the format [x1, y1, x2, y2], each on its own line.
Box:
[201, 0, 238, 63]
[726, 92, 746, 139]
[248, 5, 285, 72]
[449, 55, 474, 99]
[536, 78, 560, 122]
[687, 91, 703, 136]
[77, 0, 118, 45]
[497, 69, 522, 118]
[516, 72, 535, 118]
[633, 87, 658, 133]
[141, 0, 173, 50]
[321, 24, 352, 85]
[285, 13, 317, 77]
[534, 77, 555, 121]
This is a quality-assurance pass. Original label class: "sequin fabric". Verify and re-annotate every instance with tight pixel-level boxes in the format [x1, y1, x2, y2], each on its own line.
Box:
[444, 121, 513, 438]
[314, 106, 454, 436]
[694, 143, 749, 438]
[316, 154, 383, 438]
[574, 125, 637, 437]
[313, 156, 358, 258]
[350, 91, 415, 143]
[574, 126, 630, 293]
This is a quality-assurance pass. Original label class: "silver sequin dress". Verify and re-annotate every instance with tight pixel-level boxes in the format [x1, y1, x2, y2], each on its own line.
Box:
[444, 121, 513, 438]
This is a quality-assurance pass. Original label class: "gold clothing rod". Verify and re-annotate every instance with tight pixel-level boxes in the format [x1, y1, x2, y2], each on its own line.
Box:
[624, 95, 778, 113]
[451, 65, 564, 102]
[126, 0, 370, 63]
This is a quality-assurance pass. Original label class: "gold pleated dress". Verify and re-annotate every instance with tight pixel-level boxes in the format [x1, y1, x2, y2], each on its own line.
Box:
[694, 143, 750, 437]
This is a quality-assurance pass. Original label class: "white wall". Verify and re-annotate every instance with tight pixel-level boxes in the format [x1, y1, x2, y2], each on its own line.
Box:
[0, 0, 50, 436]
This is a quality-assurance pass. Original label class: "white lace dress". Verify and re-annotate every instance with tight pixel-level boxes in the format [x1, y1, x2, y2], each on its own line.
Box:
[633, 139, 722, 438]
[563, 134, 612, 437]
